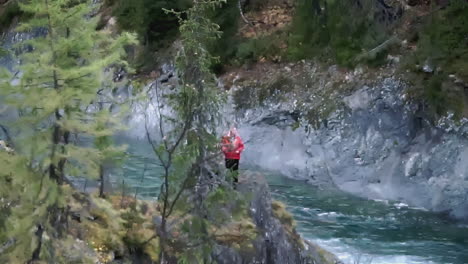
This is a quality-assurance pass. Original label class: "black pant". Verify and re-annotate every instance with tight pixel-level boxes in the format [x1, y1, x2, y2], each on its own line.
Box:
[225, 159, 239, 183]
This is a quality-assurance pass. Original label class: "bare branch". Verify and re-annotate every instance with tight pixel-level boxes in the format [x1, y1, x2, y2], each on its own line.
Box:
[59, 73, 92, 83]
[144, 102, 166, 168]
[238, 0, 253, 25]
[153, 81, 170, 152]
[165, 168, 192, 218]
[166, 150, 223, 218]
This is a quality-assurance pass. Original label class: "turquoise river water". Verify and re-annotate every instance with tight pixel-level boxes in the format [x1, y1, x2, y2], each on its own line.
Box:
[113, 139, 468, 264]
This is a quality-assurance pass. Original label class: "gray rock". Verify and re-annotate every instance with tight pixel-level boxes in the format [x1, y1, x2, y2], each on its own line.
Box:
[233, 77, 468, 221]
[213, 171, 340, 264]
[422, 60, 434, 73]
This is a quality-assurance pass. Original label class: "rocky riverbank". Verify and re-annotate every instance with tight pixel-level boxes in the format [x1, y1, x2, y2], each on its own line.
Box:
[214, 170, 340, 264]
[1, 137, 339, 263]
[224, 60, 468, 221]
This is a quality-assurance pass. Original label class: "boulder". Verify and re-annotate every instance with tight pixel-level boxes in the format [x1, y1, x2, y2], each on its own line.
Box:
[213, 171, 341, 264]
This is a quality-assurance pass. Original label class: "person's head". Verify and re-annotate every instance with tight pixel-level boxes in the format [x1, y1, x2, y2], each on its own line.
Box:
[228, 127, 238, 139]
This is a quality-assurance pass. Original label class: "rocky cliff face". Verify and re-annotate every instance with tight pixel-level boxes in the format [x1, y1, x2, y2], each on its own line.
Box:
[227, 61, 468, 221]
[213, 171, 340, 264]
[0, 25, 47, 142]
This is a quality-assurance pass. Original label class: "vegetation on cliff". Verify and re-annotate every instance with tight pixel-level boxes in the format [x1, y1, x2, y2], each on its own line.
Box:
[103, 0, 468, 117]
[1, 0, 318, 263]
[0, 0, 22, 31]
[0, 0, 136, 261]
[2, 0, 468, 263]
[404, 0, 468, 117]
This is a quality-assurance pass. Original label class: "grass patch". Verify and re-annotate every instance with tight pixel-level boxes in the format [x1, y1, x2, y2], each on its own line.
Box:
[211, 219, 257, 250]
[271, 200, 304, 249]
[77, 194, 159, 263]
[271, 200, 295, 228]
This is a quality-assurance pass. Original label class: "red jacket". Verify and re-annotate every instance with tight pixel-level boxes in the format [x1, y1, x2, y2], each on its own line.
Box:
[222, 136, 244, 160]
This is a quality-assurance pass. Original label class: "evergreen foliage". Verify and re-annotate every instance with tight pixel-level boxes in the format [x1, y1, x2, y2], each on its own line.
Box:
[106, 0, 192, 72]
[140, 0, 252, 261]
[415, 0, 468, 82]
[235, 31, 285, 64]
[288, 0, 390, 66]
[0, 151, 61, 262]
[208, 0, 287, 71]
[0, 0, 135, 261]
[406, 0, 468, 117]
[207, 0, 241, 72]
[0, 0, 23, 31]
[110, 0, 191, 46]
[246, 0, 269, 11]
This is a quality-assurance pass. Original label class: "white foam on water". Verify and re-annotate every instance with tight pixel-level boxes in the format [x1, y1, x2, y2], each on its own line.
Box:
[392, 201, 430, 212]
[317, 211, 345, 218]
[394, 202, 409, 209]
[309, 238, 440, 264]
[408, 205, 429, 211]
[372, 199, 390, 205]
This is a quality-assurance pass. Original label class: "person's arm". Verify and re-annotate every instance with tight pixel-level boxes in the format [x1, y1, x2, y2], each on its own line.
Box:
[222, 144, 231, 153]
[221, 139, 233, 153]
[221, 141, 229, 153]
[235, 138, 244, 153]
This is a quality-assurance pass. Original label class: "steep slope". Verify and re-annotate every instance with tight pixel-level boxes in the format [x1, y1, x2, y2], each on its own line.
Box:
[213, 171, 340, 264]
[224, 59, 468, 221]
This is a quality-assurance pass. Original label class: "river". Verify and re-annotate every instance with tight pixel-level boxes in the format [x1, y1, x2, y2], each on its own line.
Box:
[115, 139, 468, 264]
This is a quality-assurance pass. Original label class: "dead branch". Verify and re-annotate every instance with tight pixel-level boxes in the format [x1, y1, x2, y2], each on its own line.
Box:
[238, 0, 253, 25]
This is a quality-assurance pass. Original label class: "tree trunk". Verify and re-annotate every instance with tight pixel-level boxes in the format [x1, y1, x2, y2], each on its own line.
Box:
[49, 122, 62, 184]
[99, 164, 105, 198]
[158, 219, 167, 264]
[28, 224, 44, 263]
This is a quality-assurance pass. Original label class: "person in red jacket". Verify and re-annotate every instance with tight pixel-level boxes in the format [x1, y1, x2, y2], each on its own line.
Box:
[221, 127, 244, 185]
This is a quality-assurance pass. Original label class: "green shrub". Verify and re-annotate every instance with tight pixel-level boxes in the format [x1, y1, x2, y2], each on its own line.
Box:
[415, 0, 468, 82]
[111, 0, 192, 46]
[257, 74, 291, 103]
[208, 0, 287, 72]
[426, 74, 464, 118]
[246, 0, 269, 11]
[0, 46, 7, 57]
[288, 0, 390, 67]
[235, 33, 284, 65]
[425, 74, 448, 116]
[0, 0, 22, 31]
[207, 0, 241, 73]
[111, 0, 244, 72]
[405, 0, 468, 117]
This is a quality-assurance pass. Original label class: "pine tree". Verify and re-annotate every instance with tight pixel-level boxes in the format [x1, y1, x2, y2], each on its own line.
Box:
[112, 0, 192, 45]
[289, 0, 389, 65]
[94, 109, 127, 198]
[142, 0, 250, 262]
[0, 0, 135, 261]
